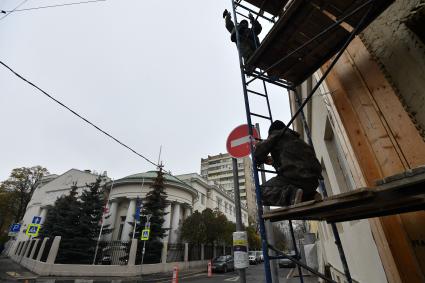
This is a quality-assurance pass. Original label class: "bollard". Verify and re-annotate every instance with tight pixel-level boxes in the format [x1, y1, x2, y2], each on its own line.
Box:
[208, 260, 212, 277]
[172, 265, 179, 283]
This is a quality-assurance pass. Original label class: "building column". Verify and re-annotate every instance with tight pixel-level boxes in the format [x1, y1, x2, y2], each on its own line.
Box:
[121, 198, 136, 241]
[169, 202, 181, 243]
[105, 201, 118, 240]
[183, 206, 192, 220]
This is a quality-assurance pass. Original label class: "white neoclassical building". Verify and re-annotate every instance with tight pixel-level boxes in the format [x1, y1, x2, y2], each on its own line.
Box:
[15, 169, 249, 245]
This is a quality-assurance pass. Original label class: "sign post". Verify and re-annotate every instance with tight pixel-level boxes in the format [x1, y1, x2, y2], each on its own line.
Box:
[140, 214, 152, 274]
[227, 124, 257, 283]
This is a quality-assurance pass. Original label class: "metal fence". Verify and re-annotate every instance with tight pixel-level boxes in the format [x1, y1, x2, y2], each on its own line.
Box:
[32, 240, 42, 259]
[15, 242, 23, 255]
[26, 240, 36, 257]
[188, 243, 202, 261]
[93, 241, 131, 265]
[135, 240, 162, 264]
[225, 246, 233, 256]
[167, 243, 184, 262]
[204, 244, 214, 260]
[40, 238, 54, 262]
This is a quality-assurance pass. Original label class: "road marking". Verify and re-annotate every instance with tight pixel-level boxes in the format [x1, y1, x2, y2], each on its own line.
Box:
[230, 136, 250, 147]
[225, 276, 240, 281]
[6, 271, 21, 277]
[286, 268, 295, 278]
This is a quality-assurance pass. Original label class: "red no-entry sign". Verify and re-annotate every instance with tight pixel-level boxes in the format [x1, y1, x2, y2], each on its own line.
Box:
[226, 124, 259, 158]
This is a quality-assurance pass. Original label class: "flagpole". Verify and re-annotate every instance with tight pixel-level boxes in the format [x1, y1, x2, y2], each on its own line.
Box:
[93, 178, 115, 265]
[132, 178, 145, 239]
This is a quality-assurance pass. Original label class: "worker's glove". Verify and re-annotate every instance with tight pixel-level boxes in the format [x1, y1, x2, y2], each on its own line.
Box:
[248, 13, 255, 22]
[223, 9, 229, 18]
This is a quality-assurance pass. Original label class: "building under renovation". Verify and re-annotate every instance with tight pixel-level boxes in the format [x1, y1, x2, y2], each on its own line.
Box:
[226, 0, 425, 282]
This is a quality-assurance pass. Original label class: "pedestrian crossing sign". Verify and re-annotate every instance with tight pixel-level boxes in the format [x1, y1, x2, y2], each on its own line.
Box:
[26, 224, 41, 237]
[141, 229, 150, 241]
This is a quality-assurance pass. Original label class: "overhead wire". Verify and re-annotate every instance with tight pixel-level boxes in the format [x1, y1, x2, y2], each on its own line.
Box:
[0, 0, 29, 22]
[0, 60, 159, 168]
[3, 0, 107, 13]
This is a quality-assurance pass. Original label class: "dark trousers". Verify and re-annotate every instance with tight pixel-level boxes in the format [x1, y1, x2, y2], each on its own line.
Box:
[261, 175, 319, 206]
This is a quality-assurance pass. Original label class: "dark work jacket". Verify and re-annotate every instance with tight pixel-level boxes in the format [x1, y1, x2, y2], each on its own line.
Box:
[225, 15, 262, 60]
[255, 128, 322, 181]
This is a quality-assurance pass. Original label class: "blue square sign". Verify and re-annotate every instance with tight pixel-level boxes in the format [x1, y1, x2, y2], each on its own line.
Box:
[32, 216, 42, 224]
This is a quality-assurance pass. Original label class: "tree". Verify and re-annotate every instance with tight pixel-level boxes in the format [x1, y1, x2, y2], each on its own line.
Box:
[137, 168, 168, 263]
[246, 225, 261, 250]
[0, 189, 18, 241]
[71, 177, 109, 264]
[181, 209, 236, 246]
[39, 178, 109, 264]
[181, 211, 206, 245]
[39, 185, 81, 263]
[0, 166, 49, 222]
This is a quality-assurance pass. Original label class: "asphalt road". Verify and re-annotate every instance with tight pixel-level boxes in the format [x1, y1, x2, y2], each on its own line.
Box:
[1, 255, 318, 283]
[179, 263, 318, 283]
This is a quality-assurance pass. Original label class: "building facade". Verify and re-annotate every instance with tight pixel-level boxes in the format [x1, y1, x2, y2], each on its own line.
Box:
[201, 153, 257, 222]
[16, 169, 248, 246]
[288, 1, 425, 282]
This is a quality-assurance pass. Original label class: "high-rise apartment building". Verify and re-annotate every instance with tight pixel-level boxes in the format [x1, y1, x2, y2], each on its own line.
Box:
[201, 153, 257, 222]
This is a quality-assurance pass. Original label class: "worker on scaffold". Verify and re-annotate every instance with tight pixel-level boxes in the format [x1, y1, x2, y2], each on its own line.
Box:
[223, 9, 262, 63]
[254, 120, 322, 206]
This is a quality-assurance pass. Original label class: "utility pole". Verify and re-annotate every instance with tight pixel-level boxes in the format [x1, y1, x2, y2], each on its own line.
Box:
[232, 158, 247, 283]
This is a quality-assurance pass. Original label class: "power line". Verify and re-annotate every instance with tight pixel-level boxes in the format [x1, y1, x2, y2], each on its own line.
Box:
[0, 0, 29, 22]
[3, 0, 107, 13]
[0, 60, 159, 168]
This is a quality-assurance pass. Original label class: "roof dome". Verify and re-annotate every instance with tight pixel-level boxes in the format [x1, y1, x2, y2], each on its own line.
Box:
[111, 171, 197, 197]
[117, 171, 184, 184]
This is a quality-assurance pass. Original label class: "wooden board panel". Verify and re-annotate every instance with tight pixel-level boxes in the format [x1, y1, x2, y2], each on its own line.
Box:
[322, 38, 425, 282]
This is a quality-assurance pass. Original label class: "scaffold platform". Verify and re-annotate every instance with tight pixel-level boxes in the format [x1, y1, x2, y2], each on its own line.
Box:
[263, 167, 425, 223]
[245, 0, 394, 85]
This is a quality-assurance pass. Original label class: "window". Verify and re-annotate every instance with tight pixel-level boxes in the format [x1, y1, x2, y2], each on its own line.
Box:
[216, 197, 222, 211]
[201, 194, 205, 205]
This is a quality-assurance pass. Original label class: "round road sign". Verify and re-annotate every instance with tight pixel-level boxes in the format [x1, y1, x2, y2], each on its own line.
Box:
[226, 124, 259, 158]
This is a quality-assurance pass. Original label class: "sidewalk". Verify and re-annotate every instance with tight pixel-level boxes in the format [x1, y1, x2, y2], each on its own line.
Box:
[0, 255, 38, 282]
[0, 256, 206, 283]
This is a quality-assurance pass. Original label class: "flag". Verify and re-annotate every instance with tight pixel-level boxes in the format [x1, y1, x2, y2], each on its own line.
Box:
[135, 197, 143, 222]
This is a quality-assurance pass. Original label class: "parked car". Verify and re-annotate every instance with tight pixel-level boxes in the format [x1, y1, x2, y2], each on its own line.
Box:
[248, 251, 259, 265]
[256, 251, 264, 262]
[278, 251, 300, 268]
[211, 255, 234, 273]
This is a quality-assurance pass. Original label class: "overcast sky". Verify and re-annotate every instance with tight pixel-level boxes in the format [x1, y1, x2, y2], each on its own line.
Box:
[0, 0, 291, 181]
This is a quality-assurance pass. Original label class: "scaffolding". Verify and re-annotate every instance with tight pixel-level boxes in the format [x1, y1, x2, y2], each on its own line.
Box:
[228, 0, 425, 282]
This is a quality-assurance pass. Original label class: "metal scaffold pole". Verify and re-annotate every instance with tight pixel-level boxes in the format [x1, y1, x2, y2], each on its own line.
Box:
[229, 0, 273, 282]
[292, 90, 353, 283]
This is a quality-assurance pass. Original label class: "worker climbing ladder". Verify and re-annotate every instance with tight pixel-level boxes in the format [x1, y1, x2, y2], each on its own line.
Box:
[226, 0, 412, 282]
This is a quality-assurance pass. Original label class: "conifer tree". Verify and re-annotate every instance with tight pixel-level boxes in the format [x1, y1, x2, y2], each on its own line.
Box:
[137, 167, 168, 263]
[39, 184, 81, 263]
[72, 177, 109, 264]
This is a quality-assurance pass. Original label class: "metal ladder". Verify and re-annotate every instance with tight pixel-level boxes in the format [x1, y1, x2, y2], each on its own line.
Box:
[228, 0, 377, 282]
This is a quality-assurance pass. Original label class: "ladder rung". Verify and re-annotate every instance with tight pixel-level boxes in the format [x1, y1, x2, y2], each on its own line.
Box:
[247, 89, 267, 97]
[257, 168, 277, 174]
[250, 112, 272, 120]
